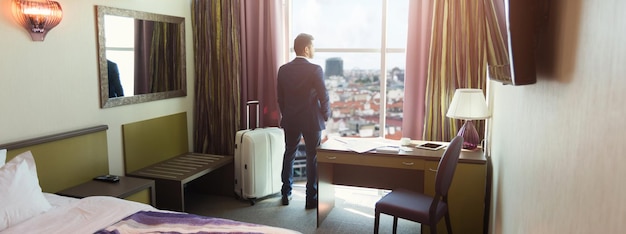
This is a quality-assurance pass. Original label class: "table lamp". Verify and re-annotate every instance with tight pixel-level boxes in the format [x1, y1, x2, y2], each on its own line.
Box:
[446, 89, 491, 150]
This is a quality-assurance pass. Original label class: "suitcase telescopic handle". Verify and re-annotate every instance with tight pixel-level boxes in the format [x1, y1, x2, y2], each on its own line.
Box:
[246, 100, 260, 129]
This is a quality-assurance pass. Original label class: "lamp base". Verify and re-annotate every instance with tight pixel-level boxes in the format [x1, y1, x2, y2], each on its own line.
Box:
[457, 120, 480, 150]
[28, 31, 47, 41]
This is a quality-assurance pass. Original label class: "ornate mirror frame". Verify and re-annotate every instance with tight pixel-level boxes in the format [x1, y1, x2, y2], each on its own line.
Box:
[96, 5, 186, 108]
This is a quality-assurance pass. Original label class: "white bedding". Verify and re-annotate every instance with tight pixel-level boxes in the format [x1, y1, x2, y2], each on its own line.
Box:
[2, 195, 155, 234]
[43, 192, 80, 209]
[1, 152, 299, 233]
[4, 193, 301, 234]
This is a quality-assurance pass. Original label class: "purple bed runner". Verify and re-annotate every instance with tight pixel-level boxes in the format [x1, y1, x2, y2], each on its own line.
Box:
[95, 210, 276, 234]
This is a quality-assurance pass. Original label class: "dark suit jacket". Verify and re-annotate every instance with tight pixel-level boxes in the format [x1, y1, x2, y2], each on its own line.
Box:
[107, 60, 124, 98]
[277, 57, 330, 132]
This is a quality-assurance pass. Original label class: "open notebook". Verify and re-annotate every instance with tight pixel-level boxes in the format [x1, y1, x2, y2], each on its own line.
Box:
[332, 137, 400, 153]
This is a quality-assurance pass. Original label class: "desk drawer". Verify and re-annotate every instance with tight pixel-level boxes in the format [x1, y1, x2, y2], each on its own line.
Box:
[318, 152, 424, 170]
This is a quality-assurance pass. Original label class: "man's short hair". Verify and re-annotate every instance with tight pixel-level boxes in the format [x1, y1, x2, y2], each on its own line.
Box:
[294, 33, 314, 55]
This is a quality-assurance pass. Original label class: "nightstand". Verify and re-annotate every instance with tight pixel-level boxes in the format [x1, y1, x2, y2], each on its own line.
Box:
[57, 176, 155, 206]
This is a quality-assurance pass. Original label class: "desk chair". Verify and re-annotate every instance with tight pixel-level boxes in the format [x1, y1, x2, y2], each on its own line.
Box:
[374, 136, 464, 234]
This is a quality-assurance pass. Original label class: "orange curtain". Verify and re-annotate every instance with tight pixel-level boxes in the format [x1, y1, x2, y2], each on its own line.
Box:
[422, 0, 488, 142]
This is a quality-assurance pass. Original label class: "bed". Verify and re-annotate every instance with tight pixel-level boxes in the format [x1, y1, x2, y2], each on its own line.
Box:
[0, 126, 299, 234]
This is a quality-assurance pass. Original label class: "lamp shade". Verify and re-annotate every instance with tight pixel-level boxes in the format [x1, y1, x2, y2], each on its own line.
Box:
[446, 89, 490, 150]
[12, 0, 63, 41]
[446, 89, 490, 120]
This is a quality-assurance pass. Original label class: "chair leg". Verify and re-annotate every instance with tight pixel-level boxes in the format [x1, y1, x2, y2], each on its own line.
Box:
[374, 211, 380, 234]
[392, 217, 398, 234]
[445, 212, 453, 234]
[428, 220, 437, 234]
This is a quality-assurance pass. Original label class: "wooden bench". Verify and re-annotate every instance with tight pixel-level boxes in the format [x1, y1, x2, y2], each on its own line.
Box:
[122, 112, 233, 212]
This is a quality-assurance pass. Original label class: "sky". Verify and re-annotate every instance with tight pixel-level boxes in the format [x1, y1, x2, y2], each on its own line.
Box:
[290, 0, 409, 70]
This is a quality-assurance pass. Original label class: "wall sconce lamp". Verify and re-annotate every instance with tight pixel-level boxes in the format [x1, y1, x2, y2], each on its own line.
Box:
[12, 0, 63, 41]
[446, 89, 491, 150]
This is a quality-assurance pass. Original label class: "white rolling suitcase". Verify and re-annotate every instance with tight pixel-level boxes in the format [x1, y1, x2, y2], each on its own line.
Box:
[234, 101, 284, 205]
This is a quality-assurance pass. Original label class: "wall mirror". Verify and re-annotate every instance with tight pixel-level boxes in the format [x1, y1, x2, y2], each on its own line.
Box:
[96, 5, 186, 108]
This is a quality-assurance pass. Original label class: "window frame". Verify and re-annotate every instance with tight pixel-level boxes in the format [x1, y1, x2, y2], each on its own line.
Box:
[284, 0, 407, 139]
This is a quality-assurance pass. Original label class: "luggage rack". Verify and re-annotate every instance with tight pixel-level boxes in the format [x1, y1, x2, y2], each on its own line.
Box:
[127, 153, 233, 211]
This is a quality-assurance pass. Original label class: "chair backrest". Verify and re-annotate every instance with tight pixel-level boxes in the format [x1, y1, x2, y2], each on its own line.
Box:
[434, 136, 464, 197]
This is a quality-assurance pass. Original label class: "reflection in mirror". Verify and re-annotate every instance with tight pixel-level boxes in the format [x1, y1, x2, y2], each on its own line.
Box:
[97, 6, 186, 108]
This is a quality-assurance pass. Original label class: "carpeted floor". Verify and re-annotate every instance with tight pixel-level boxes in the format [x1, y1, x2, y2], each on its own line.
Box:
[184, 183, 420, 234]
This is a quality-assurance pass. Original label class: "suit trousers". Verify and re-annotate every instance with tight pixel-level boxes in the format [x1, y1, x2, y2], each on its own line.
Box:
[281, 127, 321, 202]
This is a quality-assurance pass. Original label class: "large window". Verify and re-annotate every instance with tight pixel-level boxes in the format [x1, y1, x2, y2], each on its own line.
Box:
[287, 0, 409, 139]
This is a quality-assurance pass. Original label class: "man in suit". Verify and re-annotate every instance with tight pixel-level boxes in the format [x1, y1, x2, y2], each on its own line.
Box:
[107, 59, 124, 98]
[277, 33, 330, 209]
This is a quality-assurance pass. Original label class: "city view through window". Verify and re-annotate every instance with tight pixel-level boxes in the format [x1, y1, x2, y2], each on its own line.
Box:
[289, 0, 409, 140]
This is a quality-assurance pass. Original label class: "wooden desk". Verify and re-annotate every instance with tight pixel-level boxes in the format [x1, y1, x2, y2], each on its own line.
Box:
[317, 139, 486, 234]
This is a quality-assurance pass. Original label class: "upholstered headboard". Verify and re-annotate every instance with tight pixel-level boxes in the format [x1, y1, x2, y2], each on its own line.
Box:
[0, 125, 109, 193]
[122, 112, 189, 174]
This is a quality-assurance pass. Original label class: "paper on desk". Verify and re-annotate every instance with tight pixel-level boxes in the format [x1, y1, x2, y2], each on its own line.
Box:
[333, 137, 399, 153]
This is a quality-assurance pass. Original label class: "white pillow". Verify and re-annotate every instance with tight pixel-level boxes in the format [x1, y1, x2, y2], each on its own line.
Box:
[0, 151, 52, 231]
[0, 149, 6, 167]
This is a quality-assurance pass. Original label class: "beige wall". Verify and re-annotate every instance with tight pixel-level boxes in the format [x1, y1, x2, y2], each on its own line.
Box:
[5, 0, 626, 232]
[489, 0, 626, 233]
[0, 0, 194, 175]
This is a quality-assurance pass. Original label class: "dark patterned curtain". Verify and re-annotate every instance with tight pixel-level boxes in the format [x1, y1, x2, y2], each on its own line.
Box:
[135, 20, 183, 94]
[134, 19, 152, 95]
[149, 21, 183, 92]
[422, 0, 487, 142]
[192, 0, 242, 155]
[484, 0, 511, 83]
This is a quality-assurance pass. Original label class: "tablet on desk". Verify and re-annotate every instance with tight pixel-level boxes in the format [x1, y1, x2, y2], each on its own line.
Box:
[415, 143, 446, 151]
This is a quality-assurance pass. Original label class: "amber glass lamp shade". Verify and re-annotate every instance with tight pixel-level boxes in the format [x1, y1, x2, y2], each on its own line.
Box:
[12, 0, 63, 41]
